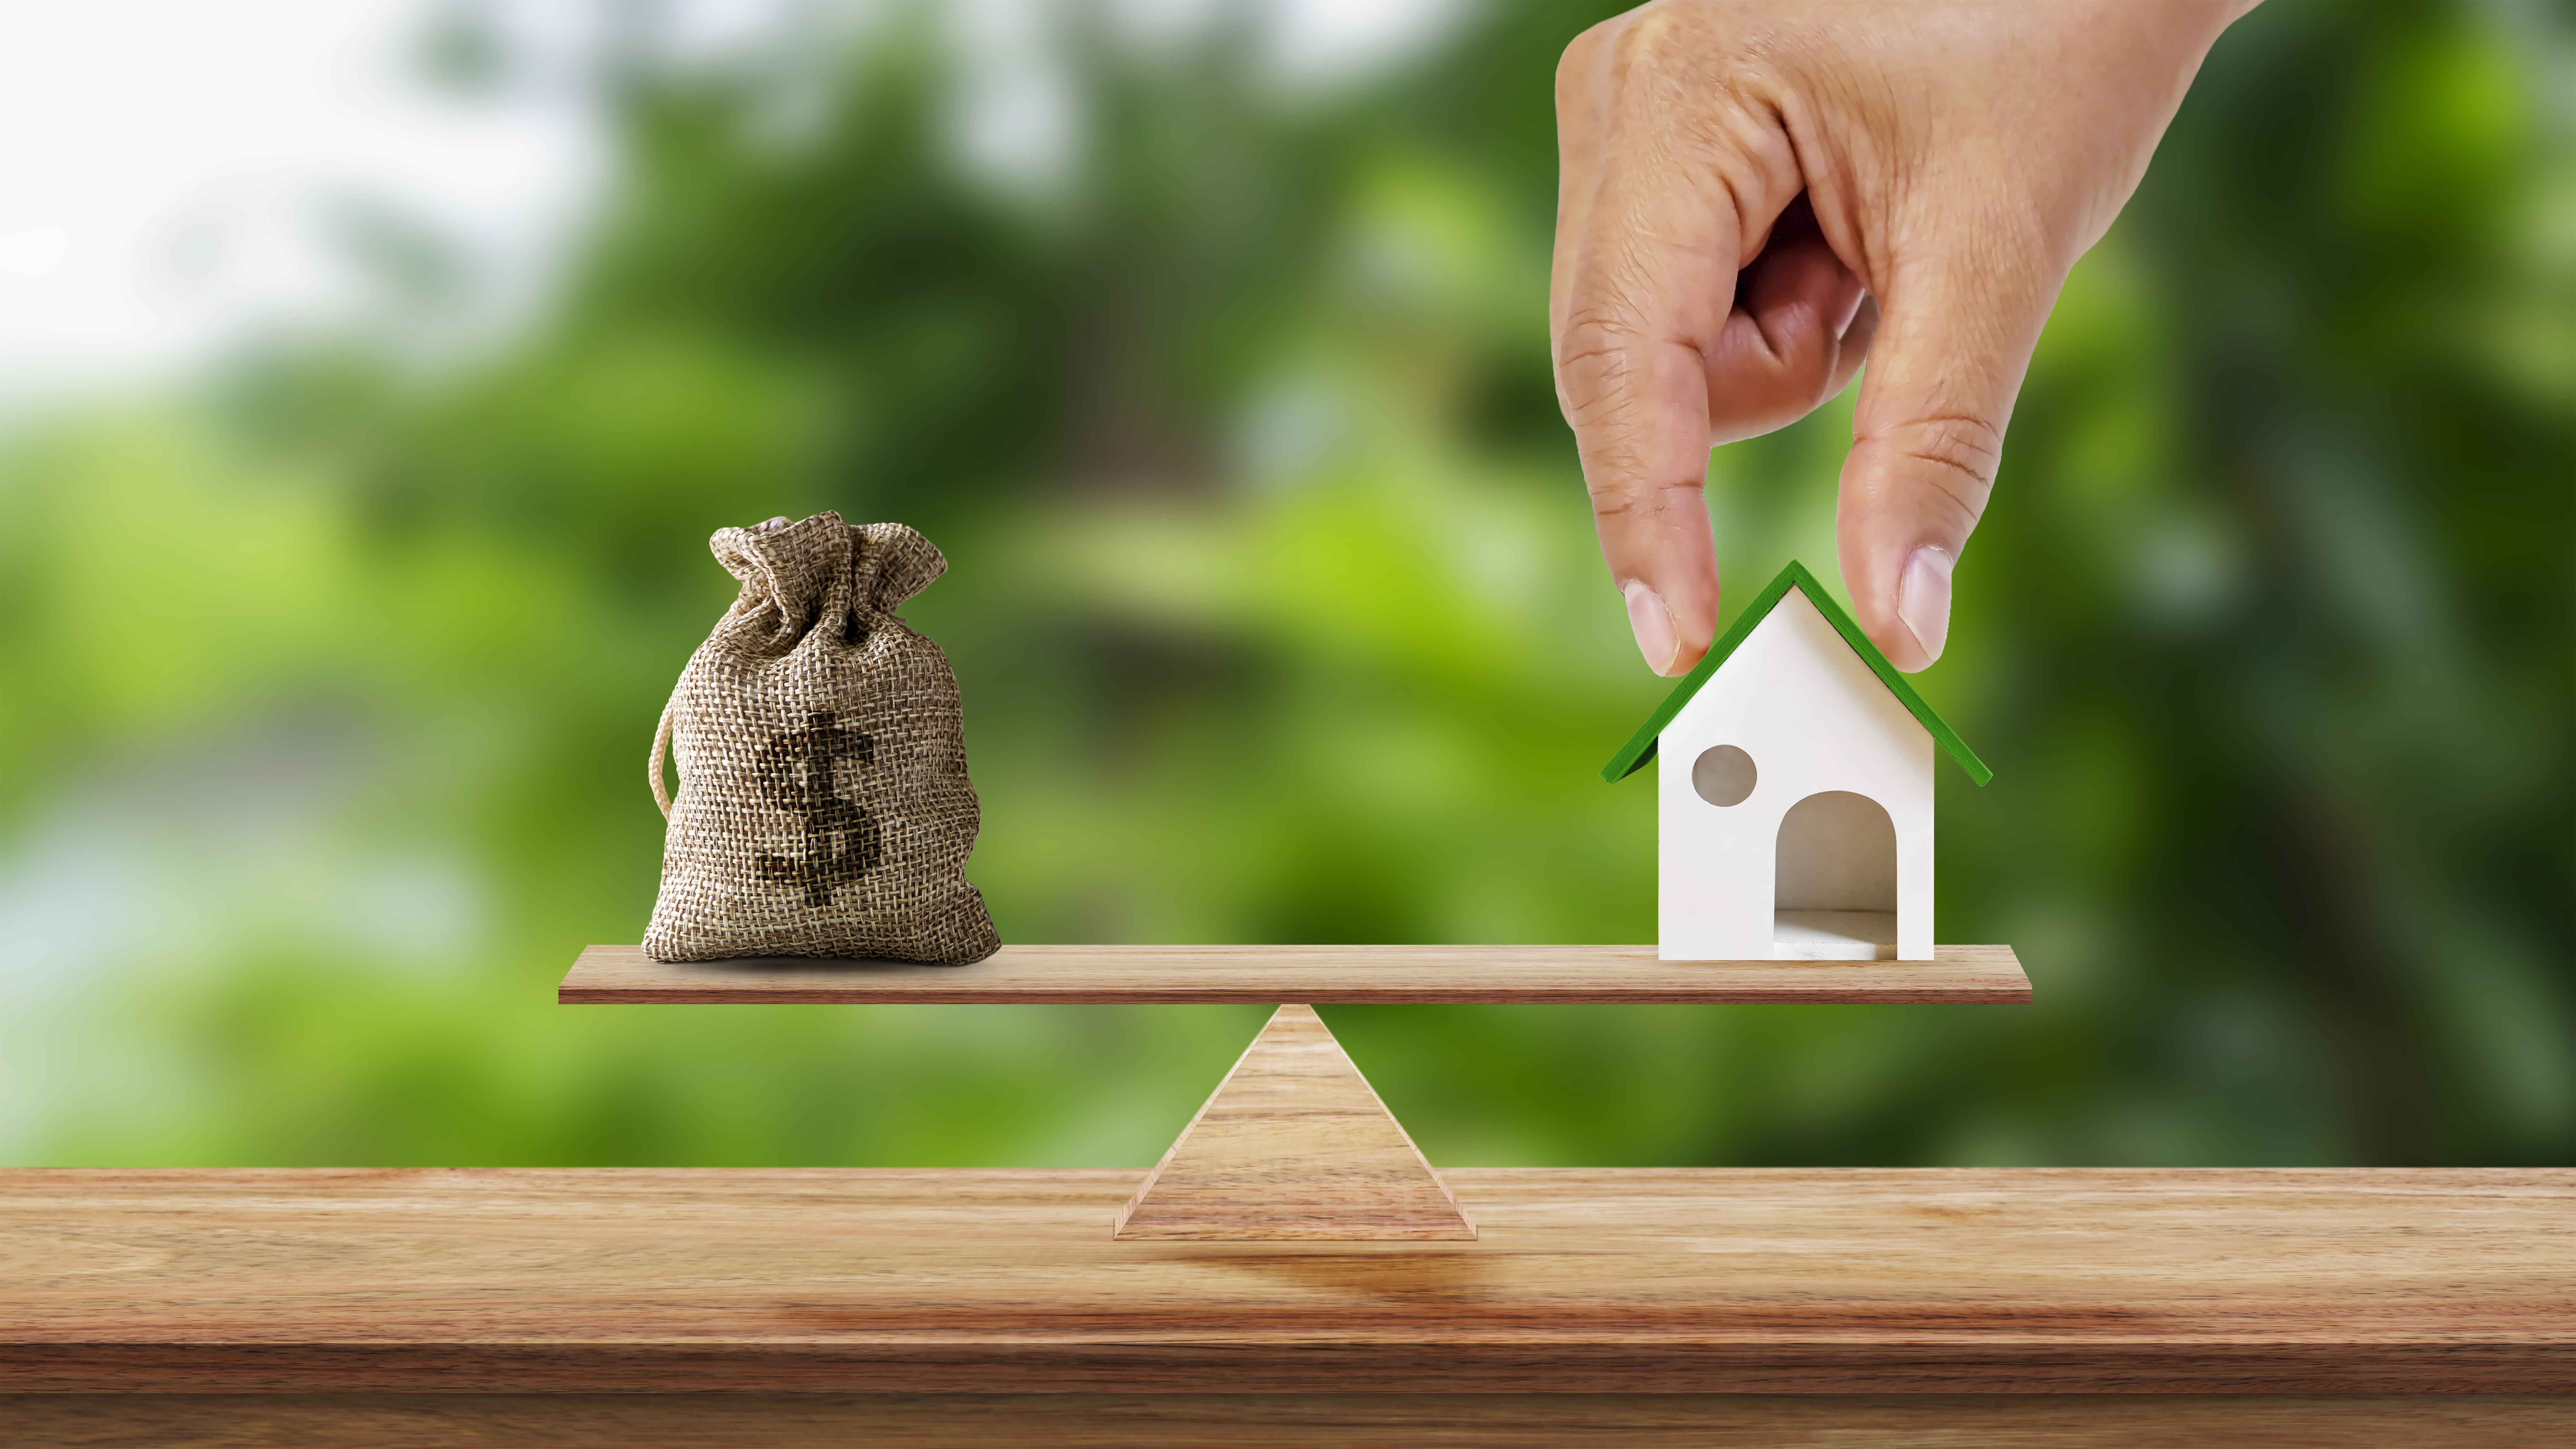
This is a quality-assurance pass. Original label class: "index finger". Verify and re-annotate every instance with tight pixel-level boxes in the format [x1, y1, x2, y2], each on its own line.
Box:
[1552, 60, 1799, 674]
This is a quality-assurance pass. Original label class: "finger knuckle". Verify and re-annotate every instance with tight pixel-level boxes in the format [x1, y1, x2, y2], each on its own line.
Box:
[1610, 7, 1702, 85]
[1588, 476, 1701, 532]
[1562, 373, 1642, 434]
[1876, 412, 2003, 519]
[1553, 307, 1643, 374]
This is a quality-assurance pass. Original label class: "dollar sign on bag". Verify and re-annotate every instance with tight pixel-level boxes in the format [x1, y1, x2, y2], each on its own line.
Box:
[752, 711, 883, 908]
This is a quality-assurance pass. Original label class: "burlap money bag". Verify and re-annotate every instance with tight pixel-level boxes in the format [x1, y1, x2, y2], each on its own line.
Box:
[643, 512, 999, 964]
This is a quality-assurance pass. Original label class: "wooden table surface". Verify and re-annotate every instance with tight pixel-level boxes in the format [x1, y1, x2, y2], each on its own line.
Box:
[560, 943, 2031, 1004]
[5, 1167, 2568, 1397]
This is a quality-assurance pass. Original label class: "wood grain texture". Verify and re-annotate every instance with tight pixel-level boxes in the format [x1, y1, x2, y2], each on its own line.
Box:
[5, 1168, 2571, 1394]
[5, 1394, 2571, 1449]
[1114, 1005, 1475, 1240]
[560, 942, 2031, 1004]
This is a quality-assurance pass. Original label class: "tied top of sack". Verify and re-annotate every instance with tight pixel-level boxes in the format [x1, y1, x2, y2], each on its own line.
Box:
[708, 512, 948, 659]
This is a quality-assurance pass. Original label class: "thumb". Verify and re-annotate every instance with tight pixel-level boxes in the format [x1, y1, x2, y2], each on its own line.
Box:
[1836, 239, 2059, 672]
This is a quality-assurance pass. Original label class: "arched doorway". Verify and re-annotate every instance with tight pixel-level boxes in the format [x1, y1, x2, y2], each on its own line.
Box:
[1774, 791, 1897, 960]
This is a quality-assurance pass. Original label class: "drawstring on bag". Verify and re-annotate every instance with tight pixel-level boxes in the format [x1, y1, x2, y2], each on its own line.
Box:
[650, 694, 678, 819]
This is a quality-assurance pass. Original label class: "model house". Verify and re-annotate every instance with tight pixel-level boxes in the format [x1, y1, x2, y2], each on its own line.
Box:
[1601, 561, 1990, 962]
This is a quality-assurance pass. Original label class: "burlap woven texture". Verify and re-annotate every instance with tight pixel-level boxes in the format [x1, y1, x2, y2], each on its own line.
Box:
[644, 512, 999, 964]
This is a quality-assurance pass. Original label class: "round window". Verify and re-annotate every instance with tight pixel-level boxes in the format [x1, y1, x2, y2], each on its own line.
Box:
[1691, 744, 1757, 807]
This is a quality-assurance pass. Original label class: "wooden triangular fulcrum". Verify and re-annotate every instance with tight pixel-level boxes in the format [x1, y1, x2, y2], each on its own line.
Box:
[1114, 1004, 1476, 1240]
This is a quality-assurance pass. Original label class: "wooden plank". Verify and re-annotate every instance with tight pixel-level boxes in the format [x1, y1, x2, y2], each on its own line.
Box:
[3, 1393, 2569, 1449]
[559, 943, 2031, 1004]
[3, 1168, 2569, 1395]
[1114, 1006, 1475, 1241]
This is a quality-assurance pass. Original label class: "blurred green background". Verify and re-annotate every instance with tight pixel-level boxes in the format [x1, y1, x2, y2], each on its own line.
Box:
[0, 0, 2568, 1170]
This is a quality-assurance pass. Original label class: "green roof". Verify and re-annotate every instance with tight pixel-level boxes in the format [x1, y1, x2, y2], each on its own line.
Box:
[1598, 560, 1992, 786]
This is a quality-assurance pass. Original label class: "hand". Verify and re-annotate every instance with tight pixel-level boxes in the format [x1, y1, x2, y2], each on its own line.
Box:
[1552, 0, 2254, 674]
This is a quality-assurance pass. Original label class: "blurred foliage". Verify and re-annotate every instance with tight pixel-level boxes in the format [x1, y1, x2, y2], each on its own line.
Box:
[0, 0, 2568, 1170]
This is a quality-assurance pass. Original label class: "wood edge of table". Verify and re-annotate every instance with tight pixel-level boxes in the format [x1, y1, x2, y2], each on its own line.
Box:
[6, 1345, 2571, 1398]
[6, 1167, 2571, 1396]
[556, 945, 2031, 1006]
[1, 1392, 2571, 1449]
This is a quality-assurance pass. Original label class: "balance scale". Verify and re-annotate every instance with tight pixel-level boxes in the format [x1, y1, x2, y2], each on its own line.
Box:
[561, 943, 2029, 1242]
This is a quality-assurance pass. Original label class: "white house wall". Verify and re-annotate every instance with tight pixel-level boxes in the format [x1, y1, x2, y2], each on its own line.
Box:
[1657, 588, 1936, 960]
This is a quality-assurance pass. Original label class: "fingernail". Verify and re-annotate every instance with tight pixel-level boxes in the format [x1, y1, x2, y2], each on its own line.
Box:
[1897, 545, 1954, 667]
[1623, 580, 1681, 675]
